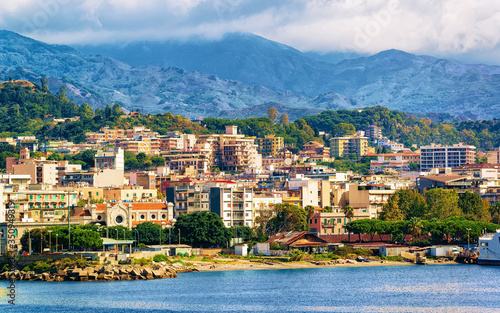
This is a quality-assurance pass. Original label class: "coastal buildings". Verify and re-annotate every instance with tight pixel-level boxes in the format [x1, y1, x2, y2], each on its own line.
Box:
[420, 143, 476, 172]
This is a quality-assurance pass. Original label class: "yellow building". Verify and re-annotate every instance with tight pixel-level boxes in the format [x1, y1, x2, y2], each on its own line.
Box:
[256, 135, 284, 157]
[330, 136, 368, 159]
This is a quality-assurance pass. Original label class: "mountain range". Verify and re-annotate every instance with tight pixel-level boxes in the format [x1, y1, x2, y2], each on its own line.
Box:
[1, 30, 500, 120]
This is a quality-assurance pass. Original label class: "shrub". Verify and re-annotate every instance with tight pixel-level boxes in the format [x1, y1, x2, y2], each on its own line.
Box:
[134, 258, 151, 266]
[153, 254, 169, 262]
[289, 249, 305, 261]
[270, 242, 282, 250]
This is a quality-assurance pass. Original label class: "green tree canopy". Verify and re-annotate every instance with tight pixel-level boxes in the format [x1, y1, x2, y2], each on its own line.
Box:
[174, 212, 231, 248]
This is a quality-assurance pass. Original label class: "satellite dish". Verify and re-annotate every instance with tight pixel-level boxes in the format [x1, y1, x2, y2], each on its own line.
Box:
[284, 158, 292, 166]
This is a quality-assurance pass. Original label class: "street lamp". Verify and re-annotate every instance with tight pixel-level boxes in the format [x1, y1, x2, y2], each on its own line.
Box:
[160, 222, 166, 245]
[123, 229, 126, 253]
[55, 234, 58, 253]
[466, 228, 471, 251]
[48, 230, 52, 253]
[0, 230, 3, 256]
[28, 229, 31, 255]
[167, 225, 171, 245]
[115, 229, 119, 253]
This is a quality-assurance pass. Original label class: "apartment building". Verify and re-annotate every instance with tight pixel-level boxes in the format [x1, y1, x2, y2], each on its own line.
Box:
[487, 148, 500, 164]
[330, 136, 368, 159]
[420, 143, 476, 172]
[255, 135, 284, 157]
[347, 183, 395, 219]
[7, 148, 82, 185]
[365, 125, 382, 140]
[210, 187, 254, 227]
[197, 126, 262, 172]
[94, 147, 124, 170]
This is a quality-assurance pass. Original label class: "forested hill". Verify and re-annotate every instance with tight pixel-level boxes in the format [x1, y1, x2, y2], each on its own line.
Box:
[302, 106, 500, 151]
[1, 80, 500, 151]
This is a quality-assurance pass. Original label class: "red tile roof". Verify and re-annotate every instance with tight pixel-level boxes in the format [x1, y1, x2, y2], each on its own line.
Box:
[95, 202, 167, 211]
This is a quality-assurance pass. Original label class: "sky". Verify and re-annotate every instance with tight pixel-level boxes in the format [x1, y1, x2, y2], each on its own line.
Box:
[2, 0, 500, 65]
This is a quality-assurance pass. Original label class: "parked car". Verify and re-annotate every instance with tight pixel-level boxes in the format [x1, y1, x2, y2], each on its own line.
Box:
[356, 256, 371, 262]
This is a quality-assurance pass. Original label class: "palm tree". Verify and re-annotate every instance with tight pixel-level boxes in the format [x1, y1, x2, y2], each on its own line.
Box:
[305, 205, 316, 231]
[344, 206, 354, 242]
[408, 217, 423, 239]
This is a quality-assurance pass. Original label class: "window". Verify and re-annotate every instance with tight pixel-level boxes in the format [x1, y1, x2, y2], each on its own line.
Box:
[151, 214, 156, 220]
[140, 214, 145, 220]
[97, 215, 102, 221]
[161, 214, 166, 219]
[115, 215, 123, 224]
[35, 211, 38, 216]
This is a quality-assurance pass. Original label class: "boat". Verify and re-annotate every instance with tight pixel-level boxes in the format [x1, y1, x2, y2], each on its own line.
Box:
[478, 229, 500, 265]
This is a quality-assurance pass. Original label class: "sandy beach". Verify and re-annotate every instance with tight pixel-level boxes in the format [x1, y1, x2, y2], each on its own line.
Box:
[189, 258, 459, 272]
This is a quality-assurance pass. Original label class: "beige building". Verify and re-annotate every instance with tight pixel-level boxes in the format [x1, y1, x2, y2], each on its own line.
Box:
[347, 183, 395, 219]
[420, 143, 476, 172]
[197, 126, 262, 172]
[103, 186, 157, 202]
[78, 201, 173, 228]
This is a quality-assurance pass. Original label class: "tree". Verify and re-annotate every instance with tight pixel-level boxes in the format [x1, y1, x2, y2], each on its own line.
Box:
[267, 107, 279, 123]
[345, 219, 371, 242]
[151, 156, 165, 167]
[458, 191, 490, 222]
[332, 123, 356, 137]
[133, 222, 161, 245]
[112, 103, 123, 117]
[229, 226, 255, 241]
[268, 204, 308, 235]
[174, 212, 231, 247]
[40, 77, 49, 92]
[407, 217, 423, 238]
[71, 229, 103, 251]
[425, 188, 460, 220]
[280, 113, 290, 126]
[380, 193, 404, 221]
[47, 153, 64, 161]
[343, 205, 355, 241]
[396, 189, 427, 220]
[79, 103, 94, 119]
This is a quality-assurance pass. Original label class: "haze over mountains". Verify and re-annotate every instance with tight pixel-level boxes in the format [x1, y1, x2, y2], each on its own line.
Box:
[1, 30, 500, 120]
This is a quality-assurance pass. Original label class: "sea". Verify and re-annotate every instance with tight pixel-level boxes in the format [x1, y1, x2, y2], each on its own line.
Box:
[1, 264, 499, 312]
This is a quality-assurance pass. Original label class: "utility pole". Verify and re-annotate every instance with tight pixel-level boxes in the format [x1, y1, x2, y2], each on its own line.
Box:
[466, 228, 471, 251]
[67, 190, 71, 251]
[178, 228, 181, 245]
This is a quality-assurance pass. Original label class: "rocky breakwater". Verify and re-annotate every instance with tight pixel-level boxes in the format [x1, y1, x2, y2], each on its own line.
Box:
[0, 262, 198, 282]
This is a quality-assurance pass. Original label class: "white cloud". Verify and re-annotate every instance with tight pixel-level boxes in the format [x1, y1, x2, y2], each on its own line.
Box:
[2, 0, 500, 64]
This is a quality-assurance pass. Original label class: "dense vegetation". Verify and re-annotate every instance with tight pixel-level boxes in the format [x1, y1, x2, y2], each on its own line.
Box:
[302, 106, 500, 151]
[202, 116, 323, 149]
[380, 189, 497, 223]
[3, 80, 500, 154]
[0, 80, 206, 143]
[346, 216, 499, 245]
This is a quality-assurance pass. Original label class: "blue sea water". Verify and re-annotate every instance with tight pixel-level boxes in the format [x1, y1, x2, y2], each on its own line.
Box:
[1, 264, 499, 312]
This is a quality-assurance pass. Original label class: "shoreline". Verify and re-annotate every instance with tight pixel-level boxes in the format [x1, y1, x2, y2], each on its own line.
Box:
[189, 258, 461, 272]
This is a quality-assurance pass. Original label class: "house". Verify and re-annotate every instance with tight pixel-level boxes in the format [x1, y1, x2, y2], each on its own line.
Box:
[379, 245, 409, 256]
[266, 231, 329, 253]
